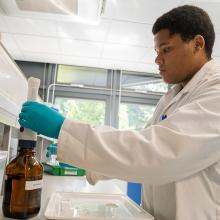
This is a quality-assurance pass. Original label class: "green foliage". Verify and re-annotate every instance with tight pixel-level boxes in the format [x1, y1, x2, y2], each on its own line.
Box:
[119, 103, 155, 130]
[55, 98, 105, 126]
[56, 98, 155, 130]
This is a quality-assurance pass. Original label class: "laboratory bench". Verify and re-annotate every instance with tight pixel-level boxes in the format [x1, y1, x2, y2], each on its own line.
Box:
[0, 173, 127, 220]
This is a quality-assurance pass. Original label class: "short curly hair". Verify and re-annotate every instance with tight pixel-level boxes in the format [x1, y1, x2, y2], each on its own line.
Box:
[152, 5, 215, 59]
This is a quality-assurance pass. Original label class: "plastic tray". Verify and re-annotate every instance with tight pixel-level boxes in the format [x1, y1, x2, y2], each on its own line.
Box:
[43, 162, 86, 176]
[45, 192, 154, 220]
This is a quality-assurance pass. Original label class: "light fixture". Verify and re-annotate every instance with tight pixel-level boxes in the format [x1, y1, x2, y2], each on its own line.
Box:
[0, 0, 106, 25]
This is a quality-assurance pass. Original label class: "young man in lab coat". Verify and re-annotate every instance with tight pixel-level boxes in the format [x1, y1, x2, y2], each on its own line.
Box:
[19, 5, 220, 220]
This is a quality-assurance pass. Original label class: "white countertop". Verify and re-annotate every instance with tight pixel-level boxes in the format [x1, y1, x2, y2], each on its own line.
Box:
[0, 173, 127, 220]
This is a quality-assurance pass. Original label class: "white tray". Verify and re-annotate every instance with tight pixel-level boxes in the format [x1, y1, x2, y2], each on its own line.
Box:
[44, 192, 154, 220]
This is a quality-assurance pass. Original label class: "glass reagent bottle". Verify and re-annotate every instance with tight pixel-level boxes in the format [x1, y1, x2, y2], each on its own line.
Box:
[2, 140, 43, 219]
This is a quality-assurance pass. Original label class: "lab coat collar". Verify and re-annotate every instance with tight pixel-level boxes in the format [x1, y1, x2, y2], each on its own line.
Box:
[175, 59, 216, 95]
[159, 59, 217, 117]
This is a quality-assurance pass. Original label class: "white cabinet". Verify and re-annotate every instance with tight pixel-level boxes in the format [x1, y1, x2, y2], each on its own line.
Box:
[0, 42, 27, 127]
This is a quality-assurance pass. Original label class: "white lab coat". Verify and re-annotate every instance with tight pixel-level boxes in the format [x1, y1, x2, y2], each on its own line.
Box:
[57, 59, 220, 220]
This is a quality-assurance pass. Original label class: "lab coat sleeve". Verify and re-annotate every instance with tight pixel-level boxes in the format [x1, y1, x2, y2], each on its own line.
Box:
[85, 117, 154, 185]
[57, 93, 220, 185]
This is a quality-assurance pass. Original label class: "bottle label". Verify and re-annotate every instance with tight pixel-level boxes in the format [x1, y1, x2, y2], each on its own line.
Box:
[25, 179, 43, 190]
[64, 170, 77, 175]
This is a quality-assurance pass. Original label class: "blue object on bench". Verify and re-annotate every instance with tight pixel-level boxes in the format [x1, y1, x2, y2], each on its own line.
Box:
[127, 182, 142, 205]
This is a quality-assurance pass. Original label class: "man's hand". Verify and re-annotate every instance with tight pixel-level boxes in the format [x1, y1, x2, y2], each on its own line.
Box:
[19, 101, 65, 139]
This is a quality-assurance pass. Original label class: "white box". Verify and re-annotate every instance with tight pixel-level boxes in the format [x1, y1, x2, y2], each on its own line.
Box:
[45, 192, 154, 220]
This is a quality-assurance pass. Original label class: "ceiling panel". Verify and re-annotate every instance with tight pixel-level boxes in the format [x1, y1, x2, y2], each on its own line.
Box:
[57, 19, 110, 42]
[60, 39, 103, 57]
[139, 47, 156, 64]
[213, 33, 220, 57]
[0, 15, 8, 32]
[0, 0, 220, 73]
[22, 51, 61, 64]
[14, 35, 60, 54]
[61, 55, 100, 67]
[99, 58, 137, 71]
[103, 0, 184, 24]
[4, 16, 57, 36]
[7, 50, 24, 60]
[102, 43, 145, 61]
[214, 56, 220, 63]
[1, 33, 19, 51]
[136, 62, 159, 74]
[183, 1, 220, 32]
[106, 20, 153, 47]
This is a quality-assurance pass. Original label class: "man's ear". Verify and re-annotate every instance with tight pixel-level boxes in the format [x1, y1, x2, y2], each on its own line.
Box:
[194, 34, 205, 51]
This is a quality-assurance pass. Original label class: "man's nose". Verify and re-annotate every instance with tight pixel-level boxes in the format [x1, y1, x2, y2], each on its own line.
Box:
[155, 54, 163, 65]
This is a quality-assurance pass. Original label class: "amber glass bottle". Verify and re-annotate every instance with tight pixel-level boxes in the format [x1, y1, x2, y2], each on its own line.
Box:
[2, 140, 43, 219]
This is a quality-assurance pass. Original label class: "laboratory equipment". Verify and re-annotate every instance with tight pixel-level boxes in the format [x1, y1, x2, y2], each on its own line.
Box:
[43, 142, 86, 176]
[45, 192, 154, 220]
[46, 143, 59, 166]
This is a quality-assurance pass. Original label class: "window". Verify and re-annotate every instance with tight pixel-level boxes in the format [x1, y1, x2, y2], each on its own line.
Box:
[53, 65, 110, 126]
[55, 97, 105, 126]
[57, 65, 107, 87]
[53, 65, 166, 129]
[119, 71, 165, 129]
[119, 103, 155, 130]
[121, 72, 168, 93]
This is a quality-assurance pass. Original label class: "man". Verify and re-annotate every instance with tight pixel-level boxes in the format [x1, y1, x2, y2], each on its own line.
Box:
[19, 5, 220, 220]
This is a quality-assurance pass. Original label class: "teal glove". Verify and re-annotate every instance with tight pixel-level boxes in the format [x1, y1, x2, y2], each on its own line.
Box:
[19, 101, 65, 139]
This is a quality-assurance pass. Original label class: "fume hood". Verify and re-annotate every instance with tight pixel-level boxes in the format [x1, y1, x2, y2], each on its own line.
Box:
[0, 41, 27, 127]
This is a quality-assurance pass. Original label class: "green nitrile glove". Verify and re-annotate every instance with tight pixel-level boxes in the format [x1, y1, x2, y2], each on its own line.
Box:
[19, 101, 65, 139]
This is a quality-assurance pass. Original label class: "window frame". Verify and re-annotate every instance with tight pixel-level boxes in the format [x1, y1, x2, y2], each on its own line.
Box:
[53, 65, 165, 128]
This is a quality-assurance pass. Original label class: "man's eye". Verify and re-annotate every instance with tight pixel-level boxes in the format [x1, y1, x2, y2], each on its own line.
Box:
[163, 47, 171, 53]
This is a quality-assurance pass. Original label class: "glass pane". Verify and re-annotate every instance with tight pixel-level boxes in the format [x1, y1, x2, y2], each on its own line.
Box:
[57, 65, 107, 87]
[121, 73, 168, 93]
[55, 97, 105, 126]
[119, 103, 155, 130]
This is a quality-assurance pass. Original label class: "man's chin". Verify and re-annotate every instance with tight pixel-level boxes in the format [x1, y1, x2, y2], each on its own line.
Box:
[161, 76, 170, 84]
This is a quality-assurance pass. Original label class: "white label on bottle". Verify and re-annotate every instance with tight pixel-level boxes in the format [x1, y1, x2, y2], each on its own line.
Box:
[64, 170, 77, 175]
[25, 179, 43, 190]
